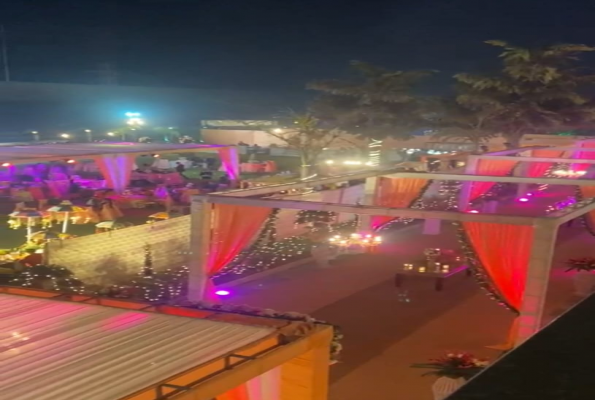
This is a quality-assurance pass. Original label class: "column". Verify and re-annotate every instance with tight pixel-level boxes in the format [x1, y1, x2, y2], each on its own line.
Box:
[187, 197, 212, 301]
[515, 220, 558, 346]
[515, 161, 529, 197]
[358, 176, 378, 231]
[457, 156, 479, 211]
[280, 327, 332, 400]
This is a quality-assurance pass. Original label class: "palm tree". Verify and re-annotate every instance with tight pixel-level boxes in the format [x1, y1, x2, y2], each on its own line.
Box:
[454, 41, 595, 146]
[265, 112, 341, 179]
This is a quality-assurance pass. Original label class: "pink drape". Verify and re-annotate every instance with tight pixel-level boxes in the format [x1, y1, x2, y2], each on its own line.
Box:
[204, 204, 271, 298]
[217, 368, 281, 400]
[93, 154, 135, 192]
[218, 146, 240, 180]
[470, 159, 517, 201]
[527, 149, 563, 178]
[572, 142, 595, 172]
[463, 222, 534, 311]
[371, 177, 428, 229]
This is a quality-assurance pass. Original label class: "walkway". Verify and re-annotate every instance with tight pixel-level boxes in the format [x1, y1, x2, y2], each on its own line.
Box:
[226, 221, 588, 400]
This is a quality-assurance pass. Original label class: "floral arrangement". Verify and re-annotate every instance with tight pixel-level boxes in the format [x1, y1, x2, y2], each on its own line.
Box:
[566, 257, 595, 272]
[411, 352, 488, 379]
[177, 300, 343, 364]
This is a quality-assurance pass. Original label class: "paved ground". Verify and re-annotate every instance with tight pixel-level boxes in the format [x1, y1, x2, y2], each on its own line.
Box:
[226, 220, 587, 400]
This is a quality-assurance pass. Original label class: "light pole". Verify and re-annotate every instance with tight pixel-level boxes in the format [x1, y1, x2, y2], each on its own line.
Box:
[84, 129, 92, 142]
[30, 131, 39, 142]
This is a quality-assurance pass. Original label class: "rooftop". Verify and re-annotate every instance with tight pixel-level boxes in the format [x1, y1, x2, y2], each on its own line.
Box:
[0, 291, 274, 400]
[0, 142, 231, 164]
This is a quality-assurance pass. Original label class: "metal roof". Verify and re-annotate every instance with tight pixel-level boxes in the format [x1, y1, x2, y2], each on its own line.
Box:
[0, 142, 231, 164]
[0, 294, 274, 400]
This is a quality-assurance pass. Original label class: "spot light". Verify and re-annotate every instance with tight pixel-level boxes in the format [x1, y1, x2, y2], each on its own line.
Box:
[66, 159, 75, 164]
[518, 197, 529, 202]
[1, 162, 11, 167]
[468, 210, 479, 213]
[152, 154, 160, 158]
[215, 290, 230, 296]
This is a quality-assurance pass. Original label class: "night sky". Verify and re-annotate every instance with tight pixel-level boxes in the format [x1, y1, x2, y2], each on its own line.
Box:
[2, 0, 595, 94]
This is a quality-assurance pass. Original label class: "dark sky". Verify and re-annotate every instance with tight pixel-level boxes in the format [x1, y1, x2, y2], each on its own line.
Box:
[2, 0, 595, 93]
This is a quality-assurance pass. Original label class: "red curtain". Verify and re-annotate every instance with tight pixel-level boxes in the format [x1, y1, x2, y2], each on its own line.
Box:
[463, 222, 534, 311]
[217, 384, 250, 400]
[204, 204, 271, 297]
[372, 177, 428, 229]
[470, 159, 517, 201]
[527, 150, 563, 178]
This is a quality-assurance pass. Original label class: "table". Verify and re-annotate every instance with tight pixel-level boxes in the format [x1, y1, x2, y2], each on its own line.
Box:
[394, 264, 471, 291]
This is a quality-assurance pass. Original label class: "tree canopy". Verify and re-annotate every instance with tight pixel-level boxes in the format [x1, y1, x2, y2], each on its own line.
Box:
[307, 61, 436, 140]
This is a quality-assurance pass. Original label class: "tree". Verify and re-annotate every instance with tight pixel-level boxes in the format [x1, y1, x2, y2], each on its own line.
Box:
[454, 41, 595, 146]
[265, 113, 342, 178]
[431, 99, 497, 152]
[308, 61, 436, 139]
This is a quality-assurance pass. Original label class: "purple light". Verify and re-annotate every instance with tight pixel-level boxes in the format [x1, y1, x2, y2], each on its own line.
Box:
[215, 290, 230, 296]
[518, 197, 529, 202]
[526, 193, 533, 196]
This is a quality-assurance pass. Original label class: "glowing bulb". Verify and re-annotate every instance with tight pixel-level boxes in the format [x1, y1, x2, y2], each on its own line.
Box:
[272, 128, 283, 134]
[60, 133, 70, 139]
[518, 197, 529, 202]
[215, 290, 230, 296]
[66, 159, 75, 164]
[325, 160, 334, 165]
[1, 162, 10, 167]
[469, 210, 479, 213]
[107, 132, 115, 136]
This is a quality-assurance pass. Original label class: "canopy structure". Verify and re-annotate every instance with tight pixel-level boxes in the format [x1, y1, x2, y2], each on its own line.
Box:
[0, 142, 240, 191]
[187, 141, 595, 347]
[0, 286, 333, 400]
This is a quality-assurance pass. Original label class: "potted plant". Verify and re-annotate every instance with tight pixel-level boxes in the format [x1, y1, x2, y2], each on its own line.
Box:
[566, 258, 595, 296]
[411, 353, 488, 400]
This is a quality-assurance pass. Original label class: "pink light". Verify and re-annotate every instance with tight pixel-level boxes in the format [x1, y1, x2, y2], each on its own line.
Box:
[469, 210, 479, 213]
[66, 159, 76, 164]
[526, 193, 533, 196]
[215, 290, 230, 296]
[518, 197, 529, 202]
[1, 162, 10, 167]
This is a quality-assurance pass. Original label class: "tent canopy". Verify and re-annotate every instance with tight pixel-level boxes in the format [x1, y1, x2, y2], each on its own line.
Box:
[0, 142, 233, 164]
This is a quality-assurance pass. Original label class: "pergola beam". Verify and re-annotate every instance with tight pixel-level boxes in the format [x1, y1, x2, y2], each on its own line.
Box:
[201, 194, 541, 225]
[383, 172, 595, 186]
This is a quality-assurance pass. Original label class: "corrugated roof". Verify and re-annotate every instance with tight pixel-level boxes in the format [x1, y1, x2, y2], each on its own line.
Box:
[0, 294, 273, 400]
[0, 142, 230, 164]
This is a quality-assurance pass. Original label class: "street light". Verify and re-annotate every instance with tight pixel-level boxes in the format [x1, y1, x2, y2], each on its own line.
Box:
[107, 132, 115, 137]
[60, 133, 70, 139]
[126, 117, 145, 126]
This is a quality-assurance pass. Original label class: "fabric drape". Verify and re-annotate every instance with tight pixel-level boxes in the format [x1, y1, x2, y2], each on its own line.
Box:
[571, 142, 595, 172]
[93, 155, 135, 192]
[527, 150, 563, 178]
[469, 159, 517, 201]
[372, 177, 428, 229]
[218, 147, 240, 180]
[204, 204, 271, 297]
[217, 368, 281, 400]
[463, 222, 534, 311]
[217, 384, 251, 400]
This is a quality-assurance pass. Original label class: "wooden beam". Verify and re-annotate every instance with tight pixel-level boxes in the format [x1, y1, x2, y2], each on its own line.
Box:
[383, 172, 595, 186]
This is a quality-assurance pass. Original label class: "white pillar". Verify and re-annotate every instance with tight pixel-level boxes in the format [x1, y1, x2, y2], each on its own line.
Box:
[187, 197, 212, 301]
[457, 156, 479, 211]
[358, 176, 378, 231]
[515, 220, 558, 346]
[515, 161, 529, 197]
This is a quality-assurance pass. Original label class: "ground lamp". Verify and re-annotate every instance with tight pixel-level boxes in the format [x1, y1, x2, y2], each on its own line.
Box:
[47, 201, 75, 233]
[9, 210, 44, 242]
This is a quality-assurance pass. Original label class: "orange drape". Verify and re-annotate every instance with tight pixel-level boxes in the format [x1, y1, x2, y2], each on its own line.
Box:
[463, 222, 534, 311]
[205, 204, 272, 296]
[372, 177, 428, 229]
[217, 384, 250, 400]
[580, 186, 595, 228]
[470, 159, 517, 201]
[527, 150, 563, 178]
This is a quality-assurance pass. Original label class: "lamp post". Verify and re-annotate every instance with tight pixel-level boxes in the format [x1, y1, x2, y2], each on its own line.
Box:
[84, 129, 92, 142]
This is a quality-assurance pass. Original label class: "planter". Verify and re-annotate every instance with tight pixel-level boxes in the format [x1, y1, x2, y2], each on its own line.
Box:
[432, 376, 466, 400]
[572, 270, 595, 296]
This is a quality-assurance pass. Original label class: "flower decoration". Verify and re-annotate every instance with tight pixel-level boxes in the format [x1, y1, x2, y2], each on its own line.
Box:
[411, 352, 488, 379]
[566, 257, 595, 272]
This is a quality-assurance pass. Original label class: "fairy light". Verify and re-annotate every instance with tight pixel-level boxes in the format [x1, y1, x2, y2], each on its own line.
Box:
[367, 139, 383, 167]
